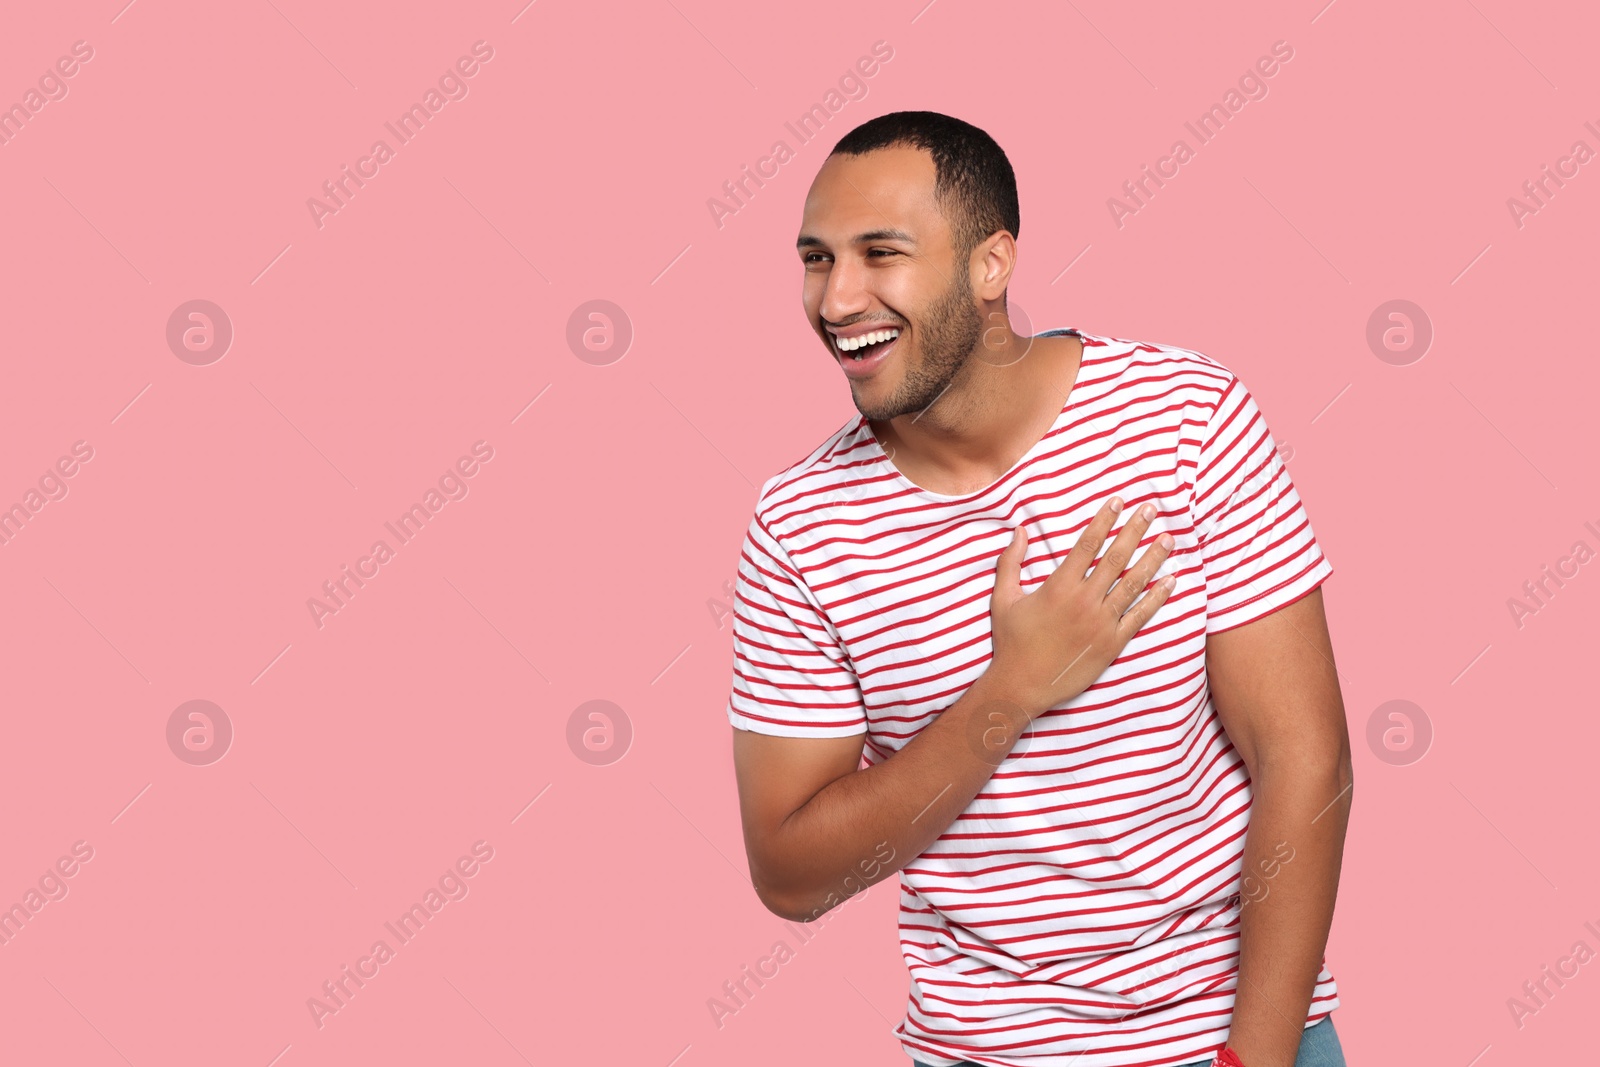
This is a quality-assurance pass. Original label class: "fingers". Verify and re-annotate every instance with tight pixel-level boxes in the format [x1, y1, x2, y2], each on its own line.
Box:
[1116, 571, 1176, 640]
[992, 525, 1026, 607]
[1081, 502, 1158, 601]
[1107, 530, 1175, 616]
[1089, 502, 1162, 598]
[1054, 497, 1123, 588]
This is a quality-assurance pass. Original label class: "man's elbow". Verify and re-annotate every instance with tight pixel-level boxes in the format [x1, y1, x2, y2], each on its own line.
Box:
[745, 842, 808, 922]
[751, 874, 824, 924]
[748, 849, 843, 923]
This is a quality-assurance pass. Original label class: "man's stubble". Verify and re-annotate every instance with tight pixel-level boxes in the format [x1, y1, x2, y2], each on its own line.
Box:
[853, 266, 985, 423]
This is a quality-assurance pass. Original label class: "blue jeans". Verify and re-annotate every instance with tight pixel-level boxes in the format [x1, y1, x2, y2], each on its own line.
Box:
[914, 1012, 1346, 1067]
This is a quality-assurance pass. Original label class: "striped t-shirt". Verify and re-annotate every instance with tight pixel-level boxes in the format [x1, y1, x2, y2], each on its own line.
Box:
[725, 327, 1339, 1067]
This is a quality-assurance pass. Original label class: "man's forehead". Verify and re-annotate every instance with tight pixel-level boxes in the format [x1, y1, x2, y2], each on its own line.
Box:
[798, 147, 942, 245]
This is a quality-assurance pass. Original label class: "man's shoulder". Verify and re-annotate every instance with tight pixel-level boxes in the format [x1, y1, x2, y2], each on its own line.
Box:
[750, 413, 878, 532]
[1062, 327, 1248, 441]
[1089, 328, 1241, 386]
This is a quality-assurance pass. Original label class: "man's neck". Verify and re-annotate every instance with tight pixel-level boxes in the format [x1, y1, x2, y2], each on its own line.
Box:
[871, 330, 1083, 497]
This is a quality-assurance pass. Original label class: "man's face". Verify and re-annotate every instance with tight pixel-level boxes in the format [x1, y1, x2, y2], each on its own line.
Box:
[796, 146, 984, 422]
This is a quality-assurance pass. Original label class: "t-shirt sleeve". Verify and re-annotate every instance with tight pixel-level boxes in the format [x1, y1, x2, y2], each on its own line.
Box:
[725, 512, 869, 738]
[1193, 375, 1333, 635]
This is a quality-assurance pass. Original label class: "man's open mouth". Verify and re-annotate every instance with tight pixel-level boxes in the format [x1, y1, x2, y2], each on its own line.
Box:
[834, 328, 901, 371]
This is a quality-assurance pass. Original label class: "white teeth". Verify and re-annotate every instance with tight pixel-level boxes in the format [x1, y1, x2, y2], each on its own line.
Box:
[836, 328, 901, 352]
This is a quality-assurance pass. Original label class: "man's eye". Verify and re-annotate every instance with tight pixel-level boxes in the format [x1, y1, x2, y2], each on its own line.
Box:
[802, 250, 897, 264]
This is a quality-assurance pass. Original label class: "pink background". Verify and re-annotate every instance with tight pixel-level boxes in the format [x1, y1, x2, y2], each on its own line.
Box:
[2, 0, 1597, 1063]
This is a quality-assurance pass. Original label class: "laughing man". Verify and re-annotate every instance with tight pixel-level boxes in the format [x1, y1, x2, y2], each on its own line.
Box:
[725, 111, 1353, 1067]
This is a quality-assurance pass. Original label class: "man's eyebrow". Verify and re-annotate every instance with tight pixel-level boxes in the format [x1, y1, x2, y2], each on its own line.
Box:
[796, 228, 917, 250]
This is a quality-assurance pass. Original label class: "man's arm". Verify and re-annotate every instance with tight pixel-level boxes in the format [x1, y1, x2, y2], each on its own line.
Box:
[1205, 585, 1353, 1067]
[732, 668, 1031, 923]
[731, 498, 1176, 924]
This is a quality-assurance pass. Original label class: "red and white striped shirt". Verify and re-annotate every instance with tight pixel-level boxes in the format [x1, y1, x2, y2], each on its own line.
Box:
[725, 327, 1339, 1067]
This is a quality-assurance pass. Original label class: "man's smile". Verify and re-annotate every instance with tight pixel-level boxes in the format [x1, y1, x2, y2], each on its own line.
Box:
[830, 326, 902, 376]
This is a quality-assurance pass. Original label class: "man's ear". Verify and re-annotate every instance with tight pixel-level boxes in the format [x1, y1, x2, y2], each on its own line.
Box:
[973, 231, 1017, 302]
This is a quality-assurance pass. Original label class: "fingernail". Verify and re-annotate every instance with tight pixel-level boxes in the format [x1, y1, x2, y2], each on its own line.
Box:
[1109, 497, 1123, 512]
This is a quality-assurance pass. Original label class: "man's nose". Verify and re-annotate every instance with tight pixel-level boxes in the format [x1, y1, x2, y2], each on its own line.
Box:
[819, 257, 870, 325]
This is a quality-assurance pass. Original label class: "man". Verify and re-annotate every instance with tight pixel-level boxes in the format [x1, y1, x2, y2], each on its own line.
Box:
[725, 111, 1352, 1067]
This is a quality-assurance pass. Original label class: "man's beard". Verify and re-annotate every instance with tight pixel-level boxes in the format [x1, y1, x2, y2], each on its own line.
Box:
[852, 270, 983, 422]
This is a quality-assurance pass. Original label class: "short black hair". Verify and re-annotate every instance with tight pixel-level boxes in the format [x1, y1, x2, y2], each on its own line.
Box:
[828, 111, 1020, 265]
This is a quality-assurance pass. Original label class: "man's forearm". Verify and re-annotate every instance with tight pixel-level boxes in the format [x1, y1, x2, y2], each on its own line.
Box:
[756, 671, 1028, 923]
[1224, 758, 1353, 1067]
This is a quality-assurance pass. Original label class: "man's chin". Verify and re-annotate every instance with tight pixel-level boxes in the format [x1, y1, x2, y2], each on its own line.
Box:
[854, 403, 911, 423]
[847, 383, 898, 422]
